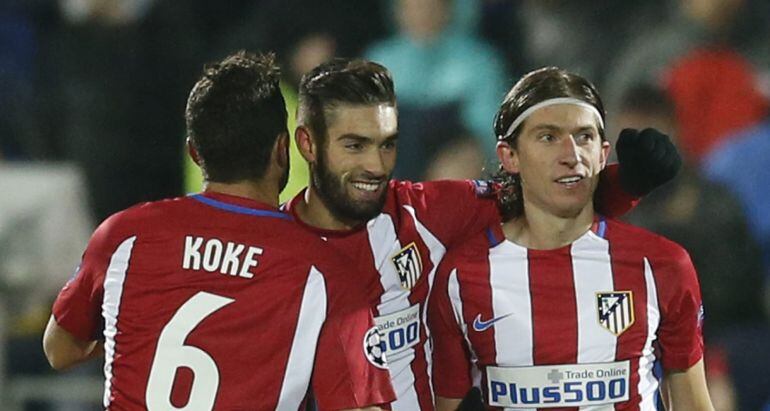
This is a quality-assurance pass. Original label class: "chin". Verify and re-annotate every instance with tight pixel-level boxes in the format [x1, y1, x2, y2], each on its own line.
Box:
[550, 200, 592, 219]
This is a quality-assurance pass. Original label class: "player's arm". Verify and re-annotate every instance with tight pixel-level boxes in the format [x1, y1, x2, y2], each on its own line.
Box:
[310, 261, 395, 410]
[595, 128, 681, 217]
[661, 359, 714, 411]
[44, 214, 121, 371]
[428, 258, 475, 409]
[436, 397, 462, 411]
[395, 179, 500, 248]
[655, 244, 714, 410]
[43, 315, 103, 370]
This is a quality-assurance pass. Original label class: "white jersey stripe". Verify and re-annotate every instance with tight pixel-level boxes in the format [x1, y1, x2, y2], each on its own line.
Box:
[367, 214, 419, 410]
[638, 258, 661, 409]
[449, 268, 484, 389]
[404, 204, 446, 404]
[572, 233, 616, 411]
[489, 241, 534, 411]
[448, 268, 476, 362]
[102, 236, 136, 408]
[490, 242, 533, 366]
[276, 266, 328, 411]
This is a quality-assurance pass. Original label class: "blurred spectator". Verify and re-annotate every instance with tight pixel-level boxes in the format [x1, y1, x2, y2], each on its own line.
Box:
[43, 0, 200, 222]
[515, 0, 655, 85]
[473, 0, 527, 77]
[602, 0, 759, 119]
[712, 324, 770, 410]
[617, 84, 765, 334]
[702, 119, 770, 316]
[221, 0, 387, 75]
[0, 2, 51, 160]
[423, 134, 484, 181]
[365, 0, 507, 179]
[665, 47, 768, 161]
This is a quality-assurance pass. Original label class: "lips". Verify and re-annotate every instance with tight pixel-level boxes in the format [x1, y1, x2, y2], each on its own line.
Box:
[555, 174, 586, 187]
[352, 181, 383, 192]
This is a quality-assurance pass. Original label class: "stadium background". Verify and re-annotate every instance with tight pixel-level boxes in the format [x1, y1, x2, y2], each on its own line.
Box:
[1, 0, 769, 409]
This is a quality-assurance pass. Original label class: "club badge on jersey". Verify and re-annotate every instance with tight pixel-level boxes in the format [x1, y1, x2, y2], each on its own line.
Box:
[596, 291, 634, 336]
[391, 242, 422, 290]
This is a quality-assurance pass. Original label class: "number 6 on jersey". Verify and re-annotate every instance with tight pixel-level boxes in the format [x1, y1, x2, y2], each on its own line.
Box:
[146, 291, 234, 410]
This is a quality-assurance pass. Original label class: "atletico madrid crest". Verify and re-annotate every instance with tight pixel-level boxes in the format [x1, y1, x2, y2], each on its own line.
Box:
[392, 242, 423, 290]
[596, 291, 635, 336]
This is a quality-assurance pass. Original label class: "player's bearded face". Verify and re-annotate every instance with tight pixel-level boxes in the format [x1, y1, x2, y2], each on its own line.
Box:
[506, 104, 610, 218]
[312, 104, 398, 224]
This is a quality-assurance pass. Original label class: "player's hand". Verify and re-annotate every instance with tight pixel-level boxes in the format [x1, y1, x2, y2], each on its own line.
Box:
[616, 128, 682, 196]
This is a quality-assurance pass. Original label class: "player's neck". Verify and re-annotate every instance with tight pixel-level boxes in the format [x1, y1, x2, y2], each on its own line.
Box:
[203, 180, 279, 208]
[294, 185, 363, 231]
[503, 200, 595, 250]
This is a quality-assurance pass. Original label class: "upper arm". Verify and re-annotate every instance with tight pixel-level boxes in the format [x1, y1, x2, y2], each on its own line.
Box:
[428, 259, 474, 398]
[47, 216, 126, 368]
[43, 315, 101, 370]
[656, 246, 705, 371]
[311, 263, 395, 410]
[662, 359, 715, 411]
[403, 180, 499, 247]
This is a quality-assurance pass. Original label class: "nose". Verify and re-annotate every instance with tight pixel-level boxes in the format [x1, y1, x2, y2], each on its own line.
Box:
[362, 150, 388, 178]
[558, 135, 581, 168]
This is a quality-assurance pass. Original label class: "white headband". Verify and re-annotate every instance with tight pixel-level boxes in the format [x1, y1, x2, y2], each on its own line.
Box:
[498, 97, 604, 140]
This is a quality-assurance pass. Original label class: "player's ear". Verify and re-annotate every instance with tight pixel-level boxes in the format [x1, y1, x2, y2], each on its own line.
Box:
[600, 140, 611, 170]
[187, 137, 202, 166]
[295, 126, 317, 163]
[274, 132, 290, 170]
[497, 140, 520, 174]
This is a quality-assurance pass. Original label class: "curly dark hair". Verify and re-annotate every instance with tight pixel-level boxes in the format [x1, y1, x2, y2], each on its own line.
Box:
[491, 67, 606, 220]
[185, 50, 288, 182]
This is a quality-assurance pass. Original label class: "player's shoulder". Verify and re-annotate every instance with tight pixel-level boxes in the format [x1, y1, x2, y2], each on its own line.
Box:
[604, 218, 692, 266]
[92, 196, 193, 243]
[388, 179, 496, 204]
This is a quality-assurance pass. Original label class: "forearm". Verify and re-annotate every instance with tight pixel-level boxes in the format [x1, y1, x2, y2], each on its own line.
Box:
[436, 396, 462, 411]
[663, 359, 715, 411]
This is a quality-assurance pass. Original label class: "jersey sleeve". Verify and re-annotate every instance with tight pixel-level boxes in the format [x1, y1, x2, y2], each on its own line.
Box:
[396, 180, 499, 248]
[311, 261, 396, 410]
[595, 164, 640, 218]
[428, 256, 474, 398]
[653, 246, 705, 371]
[51, 216, 124, 341]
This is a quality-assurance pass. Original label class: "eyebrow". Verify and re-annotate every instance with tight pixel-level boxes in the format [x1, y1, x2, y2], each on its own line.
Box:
[338, 134, 373, 143]
[529, 124, 598, 133]
[337, 133, 399, 142]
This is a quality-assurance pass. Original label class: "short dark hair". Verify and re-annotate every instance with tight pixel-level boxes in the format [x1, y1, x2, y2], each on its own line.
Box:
[492, 67, 606, 220]
[297, 58, 396, 143]
[186, 50, 288, 182]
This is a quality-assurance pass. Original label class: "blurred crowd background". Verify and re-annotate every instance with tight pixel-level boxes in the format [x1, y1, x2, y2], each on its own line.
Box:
[1, 0, 769, 409]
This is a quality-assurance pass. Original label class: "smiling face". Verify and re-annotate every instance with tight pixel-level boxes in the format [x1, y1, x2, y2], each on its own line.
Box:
[312, 103, 398, 224]
[502, 104, 610, 219]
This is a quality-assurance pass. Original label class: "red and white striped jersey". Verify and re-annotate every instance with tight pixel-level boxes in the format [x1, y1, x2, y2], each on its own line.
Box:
[285, 180, 501, 411]
[52, 192, 394, 410]
[429, 218, 704, 410]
